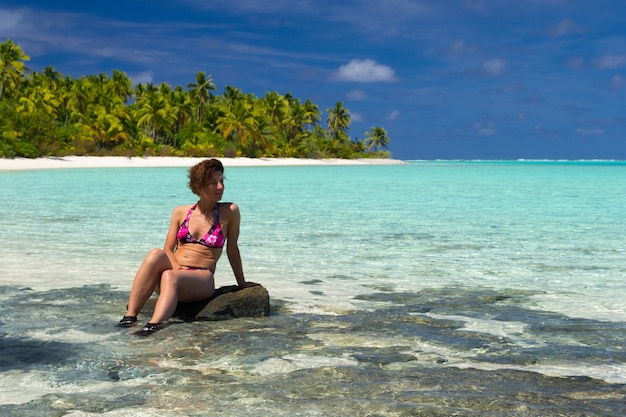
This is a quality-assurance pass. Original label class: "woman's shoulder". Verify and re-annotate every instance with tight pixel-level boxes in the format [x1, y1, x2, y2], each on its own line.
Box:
[176, 202, 196, 210]
[172, 203, 195, 215]
[217, 202, 240, 217]
[218, 201, 238, 209]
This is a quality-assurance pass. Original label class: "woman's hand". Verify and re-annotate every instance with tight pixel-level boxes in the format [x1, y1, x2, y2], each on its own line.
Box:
[239, 281, 260, 288]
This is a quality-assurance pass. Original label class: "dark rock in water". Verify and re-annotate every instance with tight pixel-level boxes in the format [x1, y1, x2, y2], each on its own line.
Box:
[174, 285, 270, 320]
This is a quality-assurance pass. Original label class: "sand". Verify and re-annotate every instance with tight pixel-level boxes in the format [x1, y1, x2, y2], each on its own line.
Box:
[0, 156, 404, 171]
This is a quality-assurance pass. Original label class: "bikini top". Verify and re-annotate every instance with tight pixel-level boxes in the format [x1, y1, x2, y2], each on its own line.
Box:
[176, 203, 225, 249]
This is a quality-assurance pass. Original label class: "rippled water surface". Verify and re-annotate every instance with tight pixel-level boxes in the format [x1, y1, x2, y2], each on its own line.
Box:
[1, 161, 625, 416]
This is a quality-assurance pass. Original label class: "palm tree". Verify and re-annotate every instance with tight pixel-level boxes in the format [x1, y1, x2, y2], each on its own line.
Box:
[0, 39, 30, 101]
[19, 67, 58, 117]
[17, 87, 59, 117]
[365, 126, 390, 151]
[302, 99, 321, 130]
[70, 77, 95, 122]
[216, 97, 257, 152]
[221, 85, 245, 105]
[250, 109, 276, 155]
[133, 82, 146, 101]
[41, 66, 61, 91]
[135, 89, 174, 143]
[1, 39, 394, 159]
[167, 86, 192, 148]
[187, 71, 216, 123]
[55, 76, 76, 125]
[326, 101, 350, 140]
[283, 99, 306, 145]
[109, 69, 132, 103]
[82, 104, 130, 150]
[261, 91, 289, 132]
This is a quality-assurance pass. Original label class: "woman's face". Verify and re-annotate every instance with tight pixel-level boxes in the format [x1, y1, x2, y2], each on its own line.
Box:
[202, 170, 224, 201]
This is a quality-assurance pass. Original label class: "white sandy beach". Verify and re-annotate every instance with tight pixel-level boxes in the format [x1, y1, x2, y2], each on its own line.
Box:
[0, 156, 404, 171]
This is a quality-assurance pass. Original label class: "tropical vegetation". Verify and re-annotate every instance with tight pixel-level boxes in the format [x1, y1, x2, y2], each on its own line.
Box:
[0, 39, 391, 159]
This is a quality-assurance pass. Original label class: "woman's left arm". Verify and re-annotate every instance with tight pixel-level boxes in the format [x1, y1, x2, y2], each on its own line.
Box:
[226, 203, 257, 288]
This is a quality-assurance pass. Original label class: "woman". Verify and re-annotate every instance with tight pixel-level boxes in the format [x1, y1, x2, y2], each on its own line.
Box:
[117, 158, 257, 336]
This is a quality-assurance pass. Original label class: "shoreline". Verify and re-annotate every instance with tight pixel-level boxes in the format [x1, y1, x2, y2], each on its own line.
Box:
[0, 156, 405, 171]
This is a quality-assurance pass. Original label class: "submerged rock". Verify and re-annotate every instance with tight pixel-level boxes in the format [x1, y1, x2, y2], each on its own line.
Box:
[174, 285, 270, 320]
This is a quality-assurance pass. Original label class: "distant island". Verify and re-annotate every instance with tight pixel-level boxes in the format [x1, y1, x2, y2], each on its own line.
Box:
[0, 39, 391, 160]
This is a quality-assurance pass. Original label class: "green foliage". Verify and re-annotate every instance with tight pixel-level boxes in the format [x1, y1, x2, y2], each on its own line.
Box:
[14, 141, 40, 158]
[365, 126, 390, 151]
[0, 39, 392, 160]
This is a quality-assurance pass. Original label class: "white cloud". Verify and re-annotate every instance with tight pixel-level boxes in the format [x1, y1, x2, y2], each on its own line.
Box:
[566, 57, 585, 69]
[334, 59, 396, 83]
[474, 122, 496, 135]
[445, 39, 472, 55]
[346, 89, 367, 101]
[465, 58, 507, 77]
[351, 112, 364, 122]
[547, 19, 586, 38]
[0, 8, 23, 33]
[385, 110, 400, 121]
[576, 128, 604, 136]
[482, 58, 506, 76]
[593, 54, 626, 70]
[609, 74, 626, 90]
[131, 70, 154, 85]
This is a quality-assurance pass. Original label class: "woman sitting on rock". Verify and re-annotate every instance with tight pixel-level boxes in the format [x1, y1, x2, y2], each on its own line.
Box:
[116, 158, 258, 336]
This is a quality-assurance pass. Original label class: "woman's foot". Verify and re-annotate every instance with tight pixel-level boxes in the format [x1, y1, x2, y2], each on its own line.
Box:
[116, 316, 138, 327]
[133, 322, 161, 337]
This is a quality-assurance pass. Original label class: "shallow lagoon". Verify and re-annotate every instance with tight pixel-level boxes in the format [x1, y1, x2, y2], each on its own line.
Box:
[1, 161, 625, 416]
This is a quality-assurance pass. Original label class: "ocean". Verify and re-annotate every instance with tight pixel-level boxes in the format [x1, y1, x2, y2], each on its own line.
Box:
[0, 160, 624, 416]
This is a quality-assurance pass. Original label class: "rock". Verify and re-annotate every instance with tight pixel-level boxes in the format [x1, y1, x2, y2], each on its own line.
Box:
[174, 285, 270, 321]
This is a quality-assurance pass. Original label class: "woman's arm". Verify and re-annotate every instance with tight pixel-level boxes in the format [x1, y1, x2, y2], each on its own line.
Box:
[163, 206, 185, 269]
[225, 203, 256, 288]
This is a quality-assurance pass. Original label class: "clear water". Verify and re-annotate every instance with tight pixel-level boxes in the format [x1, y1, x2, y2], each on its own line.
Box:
[1, 161, 625, 416]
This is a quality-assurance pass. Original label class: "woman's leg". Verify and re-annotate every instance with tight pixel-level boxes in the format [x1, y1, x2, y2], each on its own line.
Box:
[148, 269, 215, 324]
[125, 248, 173, 317]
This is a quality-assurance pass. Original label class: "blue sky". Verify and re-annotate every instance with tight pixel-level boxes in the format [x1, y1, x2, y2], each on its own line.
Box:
[1, 0, 625, 160]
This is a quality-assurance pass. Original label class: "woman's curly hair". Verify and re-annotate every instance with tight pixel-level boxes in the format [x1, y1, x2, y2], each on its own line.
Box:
[188, 159, 224, 196]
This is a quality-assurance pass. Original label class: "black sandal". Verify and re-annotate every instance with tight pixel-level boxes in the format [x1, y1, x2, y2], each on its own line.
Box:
[116, 316, 137, 327]
[133, 322, 161, 337]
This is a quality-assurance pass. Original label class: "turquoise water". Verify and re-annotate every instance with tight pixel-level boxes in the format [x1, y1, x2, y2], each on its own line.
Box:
[1, 161, 625, 416]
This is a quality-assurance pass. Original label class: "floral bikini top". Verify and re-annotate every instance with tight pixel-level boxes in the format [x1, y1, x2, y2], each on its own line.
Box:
[176, 203, 225, 249]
